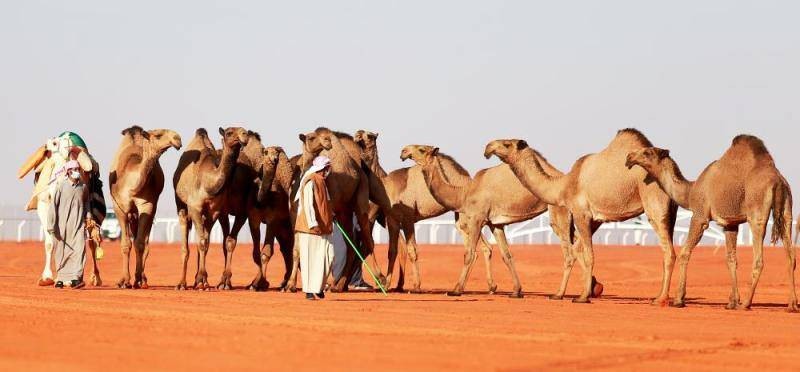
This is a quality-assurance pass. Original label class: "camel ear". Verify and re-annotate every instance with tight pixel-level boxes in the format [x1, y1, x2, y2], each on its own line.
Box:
[218, 127, 225, 136]
[516, 140, 528, 150]
[298, 134, 306, 142]
[656, 148, 670, 158]
[431, 147, 440, 156]
[275, 146, 284, 153]
[353, 130, 364, 141]
[371, 132, 379, 139]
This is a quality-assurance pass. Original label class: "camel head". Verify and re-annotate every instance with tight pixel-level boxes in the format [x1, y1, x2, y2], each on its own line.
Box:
[263, 146, 284, 168]
[148, 129, 183, 153]
[400, 144, 439, 166]
[299, 130, 325, 155]
[219, 126, 249, 149]
[483, 139, 528, 163]
[625, 147, 671, 171]
[354, 130, 379, 150]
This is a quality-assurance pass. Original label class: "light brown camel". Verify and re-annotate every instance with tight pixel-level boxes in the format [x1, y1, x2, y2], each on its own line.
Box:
[173, 127, 249, 290]
[625, 135, 796, 311]
[109, 125, 182, 288]
[485, 129, 677, 304]
[411, 145, 586, 298]
[287, 127, 386, 292]
[354, 133, 497, 293]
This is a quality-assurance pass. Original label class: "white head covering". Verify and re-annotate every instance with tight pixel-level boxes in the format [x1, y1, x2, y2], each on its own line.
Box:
[294, 156, 331, 202]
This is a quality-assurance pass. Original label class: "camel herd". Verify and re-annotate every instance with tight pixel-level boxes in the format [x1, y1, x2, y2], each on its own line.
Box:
[46, 126, 798, 311]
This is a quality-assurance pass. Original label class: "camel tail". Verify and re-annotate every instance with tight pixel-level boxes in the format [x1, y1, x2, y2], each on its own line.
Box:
[770, 182, 792, 245]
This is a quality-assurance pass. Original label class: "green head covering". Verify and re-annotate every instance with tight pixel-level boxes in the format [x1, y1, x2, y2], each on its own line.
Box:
[58, 131, 88, 150]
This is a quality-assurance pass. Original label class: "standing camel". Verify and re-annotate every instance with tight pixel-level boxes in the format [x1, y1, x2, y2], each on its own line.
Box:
[485, 129, 677, 304]
[109, 125, 182, 288]
[354, 132, 498, 292]
[251, 145, 296, 290]
[625, 135, 796, 311]
[287, 127, 386, 292]
[411, 145, 586, 298]
[173, 127, 248, 290]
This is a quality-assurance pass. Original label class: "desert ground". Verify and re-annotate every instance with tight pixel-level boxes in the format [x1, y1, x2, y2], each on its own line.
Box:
[1, 241, 798, 371]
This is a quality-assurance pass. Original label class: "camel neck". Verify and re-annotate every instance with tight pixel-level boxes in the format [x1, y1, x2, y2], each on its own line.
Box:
[363, 148, 387, 178]
[422, 155, 467, 211]
[130, 141, 162, 194]
[508, 148, 567, 206]
[204, 143, 240, 195]
[652, 157, 693, 209]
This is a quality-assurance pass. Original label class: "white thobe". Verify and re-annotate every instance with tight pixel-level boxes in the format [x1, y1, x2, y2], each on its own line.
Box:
[298, 179, 334, 294]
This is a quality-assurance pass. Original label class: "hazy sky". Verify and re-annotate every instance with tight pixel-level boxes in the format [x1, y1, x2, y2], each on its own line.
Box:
[2, 1, 798, 217]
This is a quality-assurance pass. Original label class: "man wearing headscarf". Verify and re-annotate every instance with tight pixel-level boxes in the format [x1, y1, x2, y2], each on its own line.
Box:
[47, 160, 89, 289]
[294, 156, 335, 300]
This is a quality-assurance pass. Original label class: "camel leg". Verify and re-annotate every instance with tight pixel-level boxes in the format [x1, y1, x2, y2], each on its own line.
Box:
[741, 218, 767, 310]
[355, 209, 387, 289]
[218, 216, 245, 290]
[246, 216, 268, 291]
[86, 238, 101, 286]
[192, 215, 212, 290]
[572, 214, 596, 303]
[648, 216, 676, 306]
[285, 232, 300, 293]
[402, 223, 424, 293]
[491, 225, 523, 298]
[386, 219, 401, 291]
[448, 215, 482, 296]
[781, 218, 798, 312]
[673, 216, 708, 307]
[36, 203, 55, 283]
[133, 211, 154, 289]
[723, 227, 740, 310]
[115, 209, 133, 289]
[332, 214, 356, 292]
[176, 207, 191, 290]
[397, 234, 408, 292]
[275, 223, 294, 289]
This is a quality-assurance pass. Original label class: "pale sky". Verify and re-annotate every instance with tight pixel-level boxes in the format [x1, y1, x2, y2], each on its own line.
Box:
[2, 1, 799, 217]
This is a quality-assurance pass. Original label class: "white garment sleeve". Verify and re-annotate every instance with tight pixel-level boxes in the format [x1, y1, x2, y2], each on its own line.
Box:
[302, 180, 318, 229]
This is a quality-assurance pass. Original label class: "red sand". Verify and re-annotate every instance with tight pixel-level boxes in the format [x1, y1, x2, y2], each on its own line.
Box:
[1, 241, 799, 371]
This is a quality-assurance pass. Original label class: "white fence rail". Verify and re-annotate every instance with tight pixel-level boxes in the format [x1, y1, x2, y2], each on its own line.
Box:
[2, 209, 795, 246]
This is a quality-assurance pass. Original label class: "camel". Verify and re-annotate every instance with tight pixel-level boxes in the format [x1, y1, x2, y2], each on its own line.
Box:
[173, 127, 249, 290]
[287, 127, 385, 292]
[216, 130, 295, 291]
[19, 134, 105, 286]
[625, 135, 796, 311]
[108, 126, 182, 289]
[410, 145, 584, 298]
[354, 133, 499, 293]
[485, 129, 677, 304]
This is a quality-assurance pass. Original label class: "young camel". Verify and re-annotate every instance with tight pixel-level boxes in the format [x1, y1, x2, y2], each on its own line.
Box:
[485, 129, 677, 304]
[251, 146, 296, 290]
[109, 126, 182, 288]
[413, 146, 589, 298]
[354, 133, 498, 293]
[287, 127, 386, 292]
[625, 135, 796, 311]
[173, 127, 249, 290]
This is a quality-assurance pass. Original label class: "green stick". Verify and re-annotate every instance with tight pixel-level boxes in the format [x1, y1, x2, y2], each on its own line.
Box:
[334, 221, 388, 296]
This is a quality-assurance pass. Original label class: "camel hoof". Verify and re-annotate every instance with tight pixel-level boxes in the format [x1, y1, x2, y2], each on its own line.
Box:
[671, 302, 686, 308]
[591, 279, 604, 298]
[651, 298, 669, 307]
[738, 305, 752, 311]
[90, 274, 102, 287]
[725, 302, 738, 310]
[508, 292, 524, 299]
[446, 291, 462, 297]
[572, 297, 591, 304]
[409, 288, 424, 294]
[248, 280, 269, 292]
[488, 284, 498, 294]
[38, 278, 55, 287]
[787, 306, 798, 313]
[175, 283, 187, 290]
[549, 294, 564, 300]
[116, 280, 132, 289]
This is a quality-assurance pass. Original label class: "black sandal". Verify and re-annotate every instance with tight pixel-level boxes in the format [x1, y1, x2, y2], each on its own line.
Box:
[69, 280, 85, 289]
[55, 281, 64, 288]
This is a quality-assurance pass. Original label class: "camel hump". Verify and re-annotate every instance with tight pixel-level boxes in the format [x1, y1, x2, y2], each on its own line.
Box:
[610, 128, 654, 149]
[247, 130, 261, 142]
[731, 134, 771, 157]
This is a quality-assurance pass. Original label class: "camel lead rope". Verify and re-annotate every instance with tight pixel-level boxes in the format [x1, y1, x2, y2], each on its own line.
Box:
[334, 221, 388, 296]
